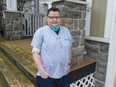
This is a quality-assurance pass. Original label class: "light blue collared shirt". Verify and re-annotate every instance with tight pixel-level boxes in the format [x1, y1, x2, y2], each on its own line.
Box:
[31, 25, 73, 79]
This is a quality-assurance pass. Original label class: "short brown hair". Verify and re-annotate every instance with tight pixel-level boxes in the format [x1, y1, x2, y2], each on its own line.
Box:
[47, 7, 60, 16]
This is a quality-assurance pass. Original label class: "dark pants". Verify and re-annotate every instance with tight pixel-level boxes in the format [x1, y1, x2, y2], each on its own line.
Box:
[36, 75, 70, 87]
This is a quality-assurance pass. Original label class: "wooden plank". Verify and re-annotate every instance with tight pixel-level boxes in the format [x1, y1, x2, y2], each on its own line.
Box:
[69, 59, 96, 83]
[0, 50, 35, 87]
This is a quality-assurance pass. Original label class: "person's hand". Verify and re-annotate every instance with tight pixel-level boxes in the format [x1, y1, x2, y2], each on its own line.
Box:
[40, 69, 50, 79]
[67, 64, 71, 73]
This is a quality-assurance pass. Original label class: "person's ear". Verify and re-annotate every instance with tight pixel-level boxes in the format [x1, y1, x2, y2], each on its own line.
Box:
[45, 15, 47, 18]
[46, 16, 48, 20]
[46, 15, 48, 18]
[45, 16, 49, 24]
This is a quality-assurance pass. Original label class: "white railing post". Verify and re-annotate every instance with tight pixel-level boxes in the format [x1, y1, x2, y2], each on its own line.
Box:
[22, 12, 43, 36]
[85, 0, 92, 36]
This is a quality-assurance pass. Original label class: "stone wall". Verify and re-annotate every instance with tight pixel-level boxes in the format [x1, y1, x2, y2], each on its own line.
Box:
[3, 11, 23, 40]
[52, 1, 86, 69]
[85, 39, 109, 87]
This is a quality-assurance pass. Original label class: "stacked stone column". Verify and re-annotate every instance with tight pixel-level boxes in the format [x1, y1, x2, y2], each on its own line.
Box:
[52, 1, 87, 69]
[3, 11, 23, 40]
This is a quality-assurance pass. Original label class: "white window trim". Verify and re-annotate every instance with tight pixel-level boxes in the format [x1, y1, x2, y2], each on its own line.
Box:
[105, 0, 116, 86]
[85, 0, 92, 36]
[67, 0, 89, 5]
[85, 0, 111, 43]
[85, 36, 110, 43]
[104, 0, 114, 39]
[6, 0, 17, 11]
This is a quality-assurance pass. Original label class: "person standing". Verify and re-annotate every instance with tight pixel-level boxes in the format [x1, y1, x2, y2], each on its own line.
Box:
[31, 7, 74, 87]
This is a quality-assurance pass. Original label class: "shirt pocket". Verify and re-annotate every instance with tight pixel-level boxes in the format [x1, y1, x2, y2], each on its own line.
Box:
[61, 38, 71, 49]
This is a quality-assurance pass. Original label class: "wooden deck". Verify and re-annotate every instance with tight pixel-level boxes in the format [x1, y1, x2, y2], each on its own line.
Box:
[0, 50, 35, 87]
[0, 38, 36, 87]
[0, 38, 96, 87]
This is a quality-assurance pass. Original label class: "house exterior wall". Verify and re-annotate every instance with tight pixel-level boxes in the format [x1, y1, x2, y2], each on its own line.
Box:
[3, 11, 23, 40]
[85, 39, 109, 87]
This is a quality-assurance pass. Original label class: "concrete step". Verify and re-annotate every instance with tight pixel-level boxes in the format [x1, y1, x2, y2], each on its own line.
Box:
[0, 50, 35, 87]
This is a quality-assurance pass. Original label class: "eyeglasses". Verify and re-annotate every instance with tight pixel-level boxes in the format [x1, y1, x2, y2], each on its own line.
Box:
[47, 16, 60, 19]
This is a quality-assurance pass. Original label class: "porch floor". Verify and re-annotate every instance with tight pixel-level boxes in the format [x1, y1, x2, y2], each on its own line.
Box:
[0, 38, 36, 86]
[0, 38, 96, 86]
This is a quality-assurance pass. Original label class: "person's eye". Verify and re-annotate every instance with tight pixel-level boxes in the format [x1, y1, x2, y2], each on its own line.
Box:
[50, 17, 54, 18]
[48, 16, 60, 19]
[56, 17, 60, 18]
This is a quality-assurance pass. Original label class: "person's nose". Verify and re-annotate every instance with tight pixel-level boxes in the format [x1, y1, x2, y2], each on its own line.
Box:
[53, 17, 57, 21]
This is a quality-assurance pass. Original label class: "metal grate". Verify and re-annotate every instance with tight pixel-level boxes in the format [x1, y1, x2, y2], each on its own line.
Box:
[70, 73, 94, 87]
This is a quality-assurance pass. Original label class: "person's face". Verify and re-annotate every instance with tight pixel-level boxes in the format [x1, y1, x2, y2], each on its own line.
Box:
[47, 11, 61, 27]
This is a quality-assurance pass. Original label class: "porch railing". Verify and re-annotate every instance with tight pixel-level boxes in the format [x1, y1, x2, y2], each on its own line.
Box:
[22, 12, 44, 36]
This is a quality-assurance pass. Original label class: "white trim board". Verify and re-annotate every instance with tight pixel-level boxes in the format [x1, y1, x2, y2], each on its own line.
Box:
[6, 0, 17, 11]
[105, 0, 116, 86]
[85, 36, 110, 43]
[104, 0, 113, 38]
[66, 0, 89, 5]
